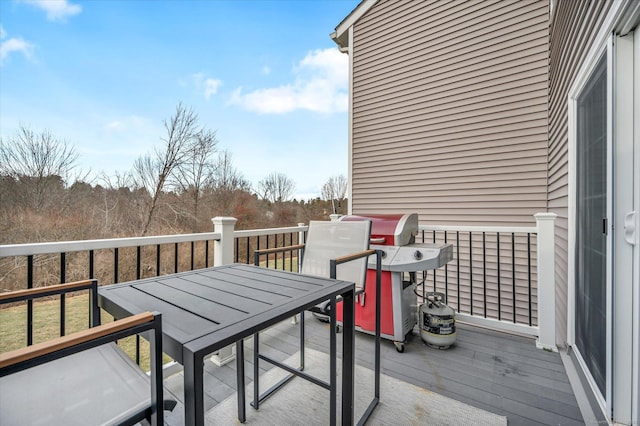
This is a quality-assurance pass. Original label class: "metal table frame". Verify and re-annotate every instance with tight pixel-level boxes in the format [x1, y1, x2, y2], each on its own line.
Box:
[99, 264, 357, 426]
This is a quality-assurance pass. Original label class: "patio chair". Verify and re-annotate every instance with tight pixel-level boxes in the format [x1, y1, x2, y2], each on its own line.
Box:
[0, 279, 173, 426]
[252, 220, 382, 424]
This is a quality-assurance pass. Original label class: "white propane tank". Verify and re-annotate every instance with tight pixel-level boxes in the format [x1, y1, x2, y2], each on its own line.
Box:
[419, 292, 456, 349]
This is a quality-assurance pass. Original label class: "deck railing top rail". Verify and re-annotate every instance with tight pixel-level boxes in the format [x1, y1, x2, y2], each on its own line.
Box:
[419, 224, 538, 234]
[233, 225, 307, 238]
[0, 232, 222, 257]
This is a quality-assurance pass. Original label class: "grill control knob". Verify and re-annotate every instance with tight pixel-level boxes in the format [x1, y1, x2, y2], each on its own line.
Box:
[413, 250, 423, 260]
[380, 250, 387, 259]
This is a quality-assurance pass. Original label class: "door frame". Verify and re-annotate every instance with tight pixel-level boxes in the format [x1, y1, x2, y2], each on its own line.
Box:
[567, 2, 640, 419]
[567, 34, 614, 417]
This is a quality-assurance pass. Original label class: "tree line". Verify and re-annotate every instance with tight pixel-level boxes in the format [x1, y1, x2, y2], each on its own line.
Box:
[0, 103, 348, 245]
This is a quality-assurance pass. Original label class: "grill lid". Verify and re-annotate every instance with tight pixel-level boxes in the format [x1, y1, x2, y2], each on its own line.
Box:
[339, 213, 418, 246]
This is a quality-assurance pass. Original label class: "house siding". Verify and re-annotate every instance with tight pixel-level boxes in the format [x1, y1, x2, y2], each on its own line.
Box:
[350, 0, 549, 227]
[347, 0, 548, 327]
[548, 0, 612, 346]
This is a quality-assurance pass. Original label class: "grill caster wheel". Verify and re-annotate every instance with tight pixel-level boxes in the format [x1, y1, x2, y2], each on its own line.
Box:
[394, 341, 405, 353]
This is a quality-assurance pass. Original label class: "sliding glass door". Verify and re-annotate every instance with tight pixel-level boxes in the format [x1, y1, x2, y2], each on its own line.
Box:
[575, 53, 608, 396]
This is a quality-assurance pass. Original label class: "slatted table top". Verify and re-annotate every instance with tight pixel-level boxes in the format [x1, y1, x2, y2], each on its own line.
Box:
[98, 263, 354, 361]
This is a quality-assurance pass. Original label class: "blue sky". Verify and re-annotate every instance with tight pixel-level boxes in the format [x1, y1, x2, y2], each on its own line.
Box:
[0, 0, 359, 199]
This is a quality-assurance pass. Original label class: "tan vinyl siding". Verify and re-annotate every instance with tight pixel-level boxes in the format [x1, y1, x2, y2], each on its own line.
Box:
[548, 0, 611, 346]
[347, 0, 548, 327]
[350, 0, 549, 227]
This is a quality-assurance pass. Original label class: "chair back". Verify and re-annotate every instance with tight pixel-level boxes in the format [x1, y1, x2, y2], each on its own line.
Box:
[301, 220, 371, 288]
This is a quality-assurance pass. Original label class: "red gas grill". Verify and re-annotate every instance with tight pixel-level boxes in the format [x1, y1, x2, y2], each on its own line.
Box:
[336, 213, 453, 352]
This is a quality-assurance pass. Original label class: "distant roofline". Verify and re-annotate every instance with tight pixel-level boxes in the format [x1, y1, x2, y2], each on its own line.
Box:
[330, 0, 378, 51]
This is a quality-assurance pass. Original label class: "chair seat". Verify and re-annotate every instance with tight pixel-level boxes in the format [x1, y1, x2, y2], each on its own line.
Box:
[0, 343, 152, 426]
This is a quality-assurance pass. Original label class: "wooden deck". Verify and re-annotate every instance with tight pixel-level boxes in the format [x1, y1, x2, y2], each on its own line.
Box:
[163, 314, 583, 425]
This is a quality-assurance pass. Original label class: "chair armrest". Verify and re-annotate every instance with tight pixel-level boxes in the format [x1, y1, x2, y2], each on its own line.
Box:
[0, 279, 100, 328]
[254, 244, 305, 266]
[0, 279, 97, 304]
[332, 249, 376, 265]
[330, 249, 382, 297]
[0, 312, 156, 371]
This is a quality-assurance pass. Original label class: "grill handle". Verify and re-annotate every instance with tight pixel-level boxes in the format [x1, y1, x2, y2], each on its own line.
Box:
[370, 237, 386, 244]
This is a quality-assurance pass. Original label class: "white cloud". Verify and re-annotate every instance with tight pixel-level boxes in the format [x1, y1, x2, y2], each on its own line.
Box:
[230, 48, 348, 114]
[189, 73, 222, 100]
[204, 78, 222, 100]
[0, 27, 35, 66]
[104, 121, 123, 132]
[20, 0, 82, 22]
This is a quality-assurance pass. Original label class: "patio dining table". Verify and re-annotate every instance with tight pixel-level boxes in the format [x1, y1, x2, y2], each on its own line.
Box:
[98, 263, 356, 426]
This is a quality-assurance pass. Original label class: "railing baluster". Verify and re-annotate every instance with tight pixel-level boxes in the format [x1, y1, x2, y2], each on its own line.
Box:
[114, 248, 119, 284]
[432, 231, 437, 291]
[289, 232, 294, 271]
[191, 241, 195, 271]
[456, 232, 460, 312]
[469, 232, 473, 316]
[156, 244, 161, 276]
[482, 232, 486, 318]
[60, 293, 65, 336]
[174, 243, 178, 273]
[60, 252, 66, 283]
[206, 240, 210, 267]
[257, 236, 261, 266]
[27, 255, 33, 346]
[497, 232, 501, 321]
[60, 252, 66, 336]
[136, 246, 141, 280]
[528, 233, 532, 326]
[444, 231, 448, 299]
[89, 249, 94, 279]
[512, 232, 516, 323]
[266, 235, 270, 269]
[280, 233, 283, 270]
[245, 237, 250, 264]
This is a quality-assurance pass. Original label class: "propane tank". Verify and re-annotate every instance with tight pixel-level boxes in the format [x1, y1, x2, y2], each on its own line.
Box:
[419, 292, 456, 349]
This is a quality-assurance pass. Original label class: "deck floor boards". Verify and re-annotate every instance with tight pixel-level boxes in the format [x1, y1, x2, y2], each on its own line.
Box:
[164, 313, 582, 425]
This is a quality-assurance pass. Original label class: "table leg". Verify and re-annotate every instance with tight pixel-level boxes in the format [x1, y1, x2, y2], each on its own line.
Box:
[236, 340, 246, 422]
[330, 296, 337, 426]
[252, 333, 260, 410]
[184, 349, 205, 426]
[341, 288, 355, 426]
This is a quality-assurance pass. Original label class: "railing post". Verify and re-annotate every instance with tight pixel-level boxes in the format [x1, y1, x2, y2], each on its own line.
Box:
[210, 216, 237, 366]
[535, 212, 558, 352]
[212, 217, 237, 267]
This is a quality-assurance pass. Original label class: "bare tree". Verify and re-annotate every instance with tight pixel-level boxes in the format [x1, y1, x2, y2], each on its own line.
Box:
[100, 170, 135, 190]
[133, 103, 200, 235]
[321, 174, 348, 214]
[172, 129, 218, 231]
[256, 172, 295, 203]
[208, 150, 251, 216]
[212, 150, 250, 192]
[0, 125, 80, 209]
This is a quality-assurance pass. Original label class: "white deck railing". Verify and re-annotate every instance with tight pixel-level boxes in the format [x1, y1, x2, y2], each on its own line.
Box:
[0, 214, 556, 351]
